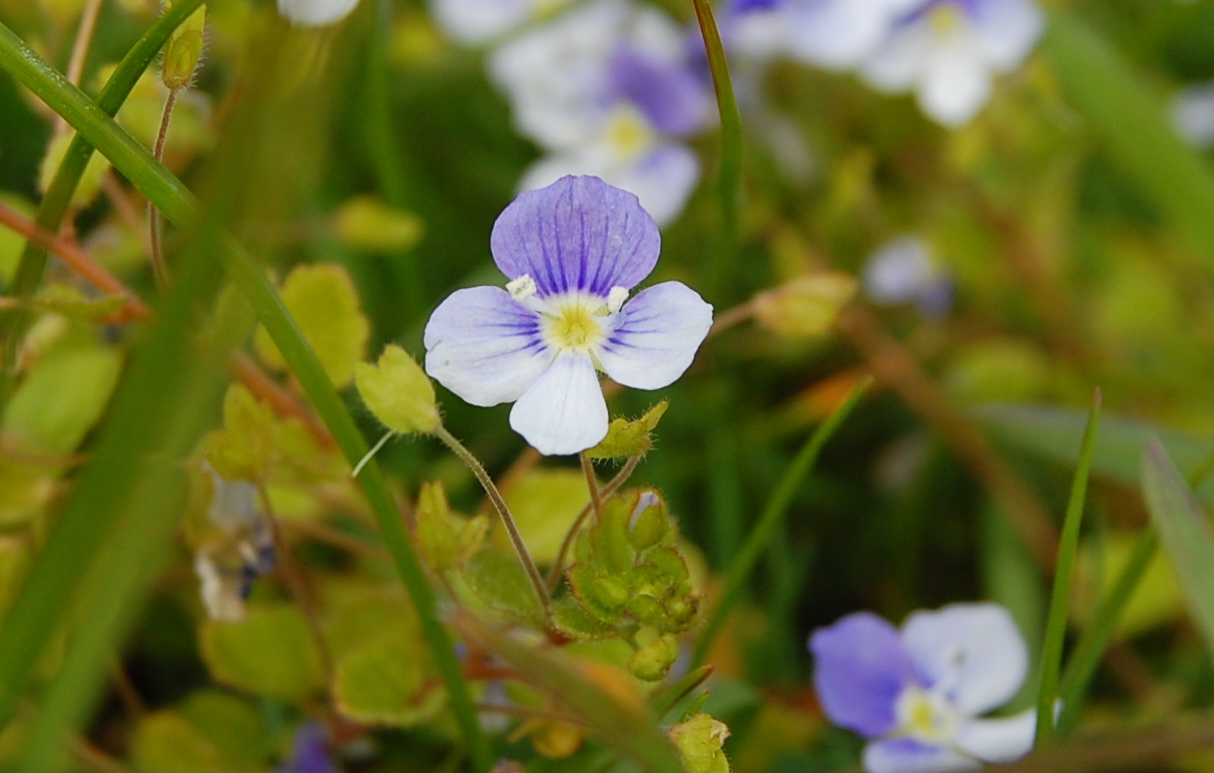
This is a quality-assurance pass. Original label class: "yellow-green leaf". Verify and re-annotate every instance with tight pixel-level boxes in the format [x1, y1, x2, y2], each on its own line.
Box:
[502, 469, 589, 564]
[2, 343, 122, 455]
[254, 263, 369, 389]
[416, 481, 488, 572]
[201, 384, 275, 483]
[334, 196, 425, 254]
[334, 635, 446, 727]
[354, 345, 439, 435]
[200, 604, 325, 701]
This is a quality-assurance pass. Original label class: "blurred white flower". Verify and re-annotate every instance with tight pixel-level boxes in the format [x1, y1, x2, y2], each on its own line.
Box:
[430, 0, 573, 43]
[860, 0, 1044, 126]
[862, 236, 951, 317]
[194, 468, 275, 621]
[489, 0, 712, 225]
[277, 0, 359, 27]
[1172, 81, 1214, 148]
[722, 0, 920, 69]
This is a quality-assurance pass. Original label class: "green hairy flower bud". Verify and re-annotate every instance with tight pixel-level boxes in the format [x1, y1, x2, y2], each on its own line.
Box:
[162, 5, 207, 90]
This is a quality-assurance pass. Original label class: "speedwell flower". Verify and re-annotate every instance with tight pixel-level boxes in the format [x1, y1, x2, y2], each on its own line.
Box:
[860, 0, 1044, 126]
[810, 602, 1037, 773]
[423, 175, 713, 455]
[489, 0, 712, 225]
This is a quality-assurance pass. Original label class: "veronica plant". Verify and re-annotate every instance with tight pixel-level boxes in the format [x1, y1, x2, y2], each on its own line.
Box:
[488, 0, 712, 225]
[424, 175, 713, 455]
[860, 0, 1044, 126]
[811, 603, 1037, 773]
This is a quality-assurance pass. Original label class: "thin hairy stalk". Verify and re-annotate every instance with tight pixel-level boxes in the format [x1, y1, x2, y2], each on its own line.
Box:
[148, 89, 179, 287]
[546, 455, 642, 590]
[435, 424, 552, 625]
[580, 452, 604, 522]
[838, 304, 1059, 568]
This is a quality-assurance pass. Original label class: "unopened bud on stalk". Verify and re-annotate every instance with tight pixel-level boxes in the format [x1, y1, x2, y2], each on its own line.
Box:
[162, 4, 206, 90]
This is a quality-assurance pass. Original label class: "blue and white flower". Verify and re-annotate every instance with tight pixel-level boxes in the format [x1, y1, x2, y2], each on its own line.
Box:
[862, 236, 952, 318]
[860, 0, 1044, 126]
[810, 603, 1037, 773]
[722, 0, 920, 69]
[194, 468, 275, 621]
[489, 0, 712, 225]
[1172, 80, 1214, 149]
[423, 176, 713, 455]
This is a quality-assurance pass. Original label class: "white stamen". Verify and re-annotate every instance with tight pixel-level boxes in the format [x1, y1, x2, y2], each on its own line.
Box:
[507, 274, 538, 301]
[607, 285, 629, 314]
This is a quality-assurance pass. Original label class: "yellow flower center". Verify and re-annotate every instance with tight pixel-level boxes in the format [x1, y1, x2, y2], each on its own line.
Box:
[927, 2, 965, 37]
[896, 687, 957, 744]
[543, 297, 609, 352]
[605, 104, 656, 164]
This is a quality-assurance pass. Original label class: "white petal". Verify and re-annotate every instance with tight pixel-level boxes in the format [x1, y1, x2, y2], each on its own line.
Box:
[863, 738, 980, 773]
[429, 0, 531, 42]
[954, 710, 1037, 764]
[277, 0, 358, 26]
[861, 22, 934, 93]
[424, 286, 553, 407]
[917, 43, 992, 126]
[787, 0, 899, 69]
[971, 0, 1044, 71]
[596, 281, 713, 390]
[510, 353, 608, 455]
[900, 602, 1028, 716]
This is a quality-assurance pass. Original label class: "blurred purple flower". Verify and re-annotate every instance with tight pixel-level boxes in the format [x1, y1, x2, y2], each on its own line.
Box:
[489, 0, 712, 225]
[862, 236, 952, 318]
[810, 603, 1036, 773]
[423, 176, 712, 455]
[275, 722, 336, 773]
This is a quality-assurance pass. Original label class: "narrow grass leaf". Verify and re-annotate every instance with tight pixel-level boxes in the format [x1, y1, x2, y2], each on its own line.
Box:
[1035, 390, 1101, 748]
[693, 377, 870, 667]
[1043, 10, 1214, 264]
[1141, 440, 1214, 658]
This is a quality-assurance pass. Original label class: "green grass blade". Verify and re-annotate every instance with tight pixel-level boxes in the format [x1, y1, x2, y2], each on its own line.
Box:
[1034, 390, 1101, 748]
[1055, 530, 1158, 737]
[0, 0, 206, 402]
[14, 229, 228, 771]
[690, 0, 743, 298]
[692, 378, 870, 667]
[977, 405, 1214, 505]
[1141, 440, 1214, 659]
[1043, 9, 1214, 263]
[0, 27, 490, 770]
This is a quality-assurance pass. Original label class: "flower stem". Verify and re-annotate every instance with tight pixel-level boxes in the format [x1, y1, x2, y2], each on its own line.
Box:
[434, 424, 552, 626]
[546, 455, 641, 591]
[148, 88, 178, 288]
[580, 452, 603, 522]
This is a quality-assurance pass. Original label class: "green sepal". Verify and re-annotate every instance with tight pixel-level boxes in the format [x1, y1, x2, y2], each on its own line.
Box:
[670, 713, 732, 773]
[253, 263, 370, 389]
[416, 481, 488, 573]
[584, 401, 668, 460]
[550, 595, 620, 641]
[353, 345, 439, 435]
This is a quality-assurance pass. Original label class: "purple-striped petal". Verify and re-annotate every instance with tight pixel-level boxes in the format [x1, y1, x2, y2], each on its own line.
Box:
[510, 352, 609, 455]
[424, 286, 552, 407]
[900, 602, 1027, 716]
[862, 737, 980, 773]
[596, 281, 712, 390]
[810, 612, 916, 738]
[490, 176, 661, 298]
